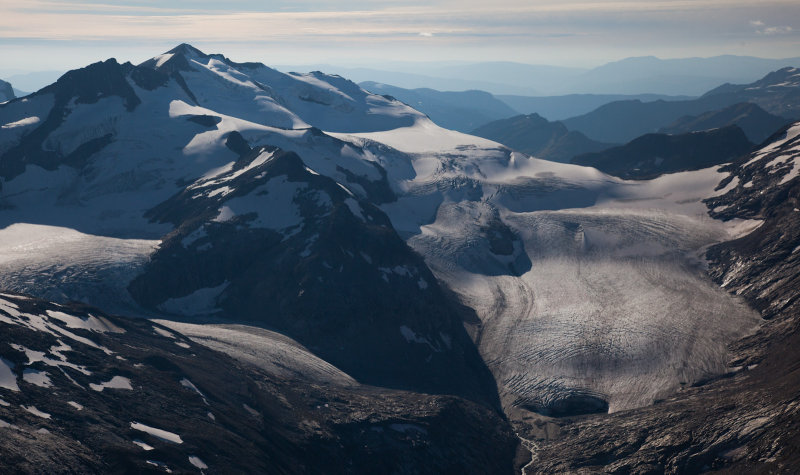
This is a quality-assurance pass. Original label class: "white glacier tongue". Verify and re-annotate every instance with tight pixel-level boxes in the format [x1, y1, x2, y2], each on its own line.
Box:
[369, 152, 762, 413]
[332, 113, 763, 413]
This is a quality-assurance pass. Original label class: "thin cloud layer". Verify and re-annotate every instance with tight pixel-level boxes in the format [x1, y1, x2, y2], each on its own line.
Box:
[0, 0, 798, 69]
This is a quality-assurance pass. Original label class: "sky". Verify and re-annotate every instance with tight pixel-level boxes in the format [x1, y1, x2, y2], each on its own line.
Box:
[1, 0, 799, 74]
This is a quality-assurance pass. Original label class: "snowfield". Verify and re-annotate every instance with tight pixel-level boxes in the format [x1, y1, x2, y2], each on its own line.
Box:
[0, 224, 159, 315]
[154, 320, 357, 386]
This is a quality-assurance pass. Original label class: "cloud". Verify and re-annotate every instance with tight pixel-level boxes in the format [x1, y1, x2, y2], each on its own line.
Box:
[750, 19, 793, 35]
[760, 26, 793, 35]
[1, 0, 799, 67]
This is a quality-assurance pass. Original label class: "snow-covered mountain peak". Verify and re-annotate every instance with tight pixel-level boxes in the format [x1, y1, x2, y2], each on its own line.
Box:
[166, 42, 206, 58]
[751, 66, 800, 90]
[131, 43, 424, 133]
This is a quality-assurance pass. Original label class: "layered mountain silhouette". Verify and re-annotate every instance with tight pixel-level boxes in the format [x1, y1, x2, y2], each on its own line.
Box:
[658, 102, 790, 145]
[470, 113, 613, 163]
[571, 125, 754, 179]
[359, 81, 518, 132]
[703, 66, 800, 118]
[562, 67, 800, 143]
[496, 93, 693, 121]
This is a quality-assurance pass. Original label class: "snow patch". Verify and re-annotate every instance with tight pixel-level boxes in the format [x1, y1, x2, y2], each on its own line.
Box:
[130, 422, 183, 444]
[133, 440, 154, 451]
[146, 460, 172, 472]
[0, 358, 19, 392]
[188, 456, 208, 470]
[154, 53, 174, 68]
[153, 326, 176, 339]
[212, 177, 306, 233]
[22, 369, 52, 388]
[180, 378, 208, 405]
[2, 116, 40, 129]
[344, 198, 366, 220]
[11, 343, 91, 376]
[778, 158, 799, 186]
[90, 375, 132, 392]
[45, 310, 124, 333]
[22, 405, 51, 419]
[243, 403, 260, 417]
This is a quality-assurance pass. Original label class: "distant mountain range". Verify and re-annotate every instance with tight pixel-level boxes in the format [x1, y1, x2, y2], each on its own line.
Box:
[0, 71, 61, 96]
[497, 93, 694, 121]
[702, 66, 800, 118]
[567, 55, 800, 96]
[365, 66, 797, 167]
[563, 67, 800, 143]
[7, 55, 800, 102]
[571, 125, 753, 179]
[359, 81, 518, 132]
[659, 102, 790, 145]
[365, 64, 798, 169]
[277, 55, 800, 96]
[470, 113, 613, 163]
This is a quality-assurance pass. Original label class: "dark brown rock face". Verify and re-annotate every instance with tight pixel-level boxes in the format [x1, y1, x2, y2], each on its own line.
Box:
[0, 292, 519, 474]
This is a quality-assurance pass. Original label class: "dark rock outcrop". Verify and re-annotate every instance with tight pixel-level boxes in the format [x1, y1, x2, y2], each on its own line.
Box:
[470, 113, 613, 163]
[659, 102, 791, 145]
[0, 59, 139, 180]
[0, 292, 520, 474]
[0, 79, 14, 102]
[562, 67, 800, 143]
[129, 146, 501, 407]
[703, 66, 800, 119]
[571, 125, 753, 179]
